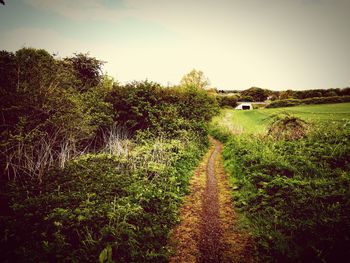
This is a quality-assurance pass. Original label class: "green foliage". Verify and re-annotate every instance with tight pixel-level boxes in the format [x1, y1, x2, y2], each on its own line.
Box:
[267, 96, 350, 108]
[99, 245, 113, 263]
[0, 48, 114, 179]
[107, 80, 218, 138]
[64, 52, 105, 91]
[179, 69, 210, 90]
[240, 87, 269, 102]
[0, 137, 206, 262]
[217, 95, 238, 108]
[292, 88, 350, 99]
[209, 125, 231, 143]
[222, 126, 350, 262]
[0, 48, 217, 262]
[238, 95, 254, 102]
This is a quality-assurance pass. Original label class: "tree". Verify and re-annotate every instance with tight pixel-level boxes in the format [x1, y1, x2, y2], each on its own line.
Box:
[64, 53, 104, 91]
[0, 48, 114, 180]
[180, 69, 210, 90]
[241, 87, 268, 102]
[279, 89, 294, 100]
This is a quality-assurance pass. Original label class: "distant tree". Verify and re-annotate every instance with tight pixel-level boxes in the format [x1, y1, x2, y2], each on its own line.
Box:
[217, 95, 238, 108]
[270, 91, 280, 101]
[324, 91, 337, 97]
[339, 87, 350, 96]
[180, 69, 210, 90]
[0, 1, 5, 5]
[238, 95, 254, 102]
[279, 90, 294, 100]
[241, 87, 268, 102]
[64, 53, 104, 91]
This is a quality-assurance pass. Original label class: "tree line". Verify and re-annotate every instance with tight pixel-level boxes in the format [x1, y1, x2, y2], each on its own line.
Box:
[218, 86, 350, 102]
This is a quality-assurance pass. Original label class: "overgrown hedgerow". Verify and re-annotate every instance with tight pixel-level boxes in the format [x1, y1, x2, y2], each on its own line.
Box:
[0, 48, 219, 262]
[266, 96, 350, 108]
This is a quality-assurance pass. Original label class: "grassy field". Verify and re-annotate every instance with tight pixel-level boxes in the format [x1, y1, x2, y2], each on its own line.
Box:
[211, 102, 350, 262]
[214, 102, 350, 134]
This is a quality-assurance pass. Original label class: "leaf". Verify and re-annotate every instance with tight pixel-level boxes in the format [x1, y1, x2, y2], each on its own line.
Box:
[99, 245, 113, 263]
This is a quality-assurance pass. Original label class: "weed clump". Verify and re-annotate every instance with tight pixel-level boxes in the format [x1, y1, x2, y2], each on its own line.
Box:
[267, 113, 308, 140]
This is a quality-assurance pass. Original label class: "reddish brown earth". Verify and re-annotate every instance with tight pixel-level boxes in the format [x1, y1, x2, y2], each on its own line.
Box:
[169, 138, 253, 263]
[198, 142, 223, 262]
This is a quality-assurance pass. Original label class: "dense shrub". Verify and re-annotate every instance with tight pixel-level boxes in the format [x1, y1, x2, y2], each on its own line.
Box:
[0, 48, 114, 180]
[107, 82, 219, 138]
[222, 126, 350, 262]
[266, 99, 302, 108]
[266, 96, 350, 108]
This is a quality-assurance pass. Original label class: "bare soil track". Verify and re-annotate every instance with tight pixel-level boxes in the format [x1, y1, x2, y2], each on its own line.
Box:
[169, 138, 253, 263]
[199, 142, 223, 262]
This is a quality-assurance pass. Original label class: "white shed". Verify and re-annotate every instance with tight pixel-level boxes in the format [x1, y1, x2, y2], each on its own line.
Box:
[235, 103, 253, 110]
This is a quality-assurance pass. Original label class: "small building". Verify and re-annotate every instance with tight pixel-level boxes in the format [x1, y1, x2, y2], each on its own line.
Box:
[235, 103, 253, 110]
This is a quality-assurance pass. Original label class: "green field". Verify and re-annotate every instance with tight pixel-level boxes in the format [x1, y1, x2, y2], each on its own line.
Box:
[211, 102, 350, 262]
[214, 103, 350, 134]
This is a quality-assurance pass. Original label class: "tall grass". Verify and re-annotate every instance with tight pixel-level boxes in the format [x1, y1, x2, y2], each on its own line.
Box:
[3, 124, 132, 181]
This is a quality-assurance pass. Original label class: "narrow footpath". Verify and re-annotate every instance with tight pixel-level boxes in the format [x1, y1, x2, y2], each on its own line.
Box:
[199, 142, 223, 262]
[169, 138, 252, 263]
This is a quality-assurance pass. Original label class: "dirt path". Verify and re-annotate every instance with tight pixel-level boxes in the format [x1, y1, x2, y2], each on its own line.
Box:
[169, 138, 253, 263]
[198, 142, 223, 262]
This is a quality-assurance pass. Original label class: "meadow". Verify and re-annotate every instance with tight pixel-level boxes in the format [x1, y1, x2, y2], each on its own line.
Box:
[211, 102, 350, 262]
[212, 102, 350, 134]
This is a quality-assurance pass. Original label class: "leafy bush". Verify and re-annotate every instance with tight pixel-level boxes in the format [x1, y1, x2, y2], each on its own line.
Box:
[222, 126, 350, 262]
[107, 81, 219, 138]
[0, 48, 114, 180]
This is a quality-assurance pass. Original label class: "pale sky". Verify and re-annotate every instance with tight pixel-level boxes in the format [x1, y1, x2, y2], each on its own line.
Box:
[0, 0, 349, 90]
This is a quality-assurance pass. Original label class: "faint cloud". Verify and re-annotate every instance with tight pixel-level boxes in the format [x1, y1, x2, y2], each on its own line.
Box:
[0, 27, 89, 55]
[23, 0, 130, 22]
[300, 0, 324, 4]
